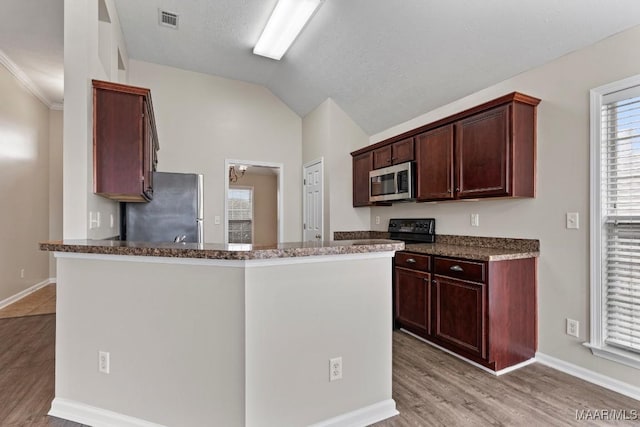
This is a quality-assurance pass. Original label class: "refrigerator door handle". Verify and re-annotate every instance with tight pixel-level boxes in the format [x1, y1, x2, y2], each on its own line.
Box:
[197, 219, 204, 244]
[197, 174, 204, 220]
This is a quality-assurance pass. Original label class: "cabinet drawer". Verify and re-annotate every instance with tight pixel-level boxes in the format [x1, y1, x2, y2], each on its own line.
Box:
[395, 252, 431, 271]
[434, 257, 485, 283]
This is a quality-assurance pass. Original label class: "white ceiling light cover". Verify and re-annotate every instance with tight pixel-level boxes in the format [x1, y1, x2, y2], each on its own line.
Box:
[253, 0, 323, 60]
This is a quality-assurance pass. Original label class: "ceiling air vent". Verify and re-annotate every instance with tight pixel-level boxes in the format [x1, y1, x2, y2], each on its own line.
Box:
[158, 9, 179, 29]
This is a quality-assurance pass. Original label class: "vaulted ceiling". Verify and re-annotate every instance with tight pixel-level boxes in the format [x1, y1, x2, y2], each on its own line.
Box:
[3, 0, 640, 134]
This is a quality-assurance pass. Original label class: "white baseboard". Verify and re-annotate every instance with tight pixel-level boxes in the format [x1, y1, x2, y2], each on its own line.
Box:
[0, 278, 55, 310]
[49, 398, 166, 427]
[536, 352, 640, 402]
[308, 399, 399, 427]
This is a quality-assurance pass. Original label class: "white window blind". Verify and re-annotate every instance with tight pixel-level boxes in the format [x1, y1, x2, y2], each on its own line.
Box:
[600, 87, 640, 354]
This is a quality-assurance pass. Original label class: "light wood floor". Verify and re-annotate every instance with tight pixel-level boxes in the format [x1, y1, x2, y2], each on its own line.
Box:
[374, 332, 639, 426]
[0, 284, 56, 319]
[1, 314, 637, 426]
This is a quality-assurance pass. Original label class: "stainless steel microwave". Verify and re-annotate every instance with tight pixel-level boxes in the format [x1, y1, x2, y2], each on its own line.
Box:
[369, 161, 415, 202]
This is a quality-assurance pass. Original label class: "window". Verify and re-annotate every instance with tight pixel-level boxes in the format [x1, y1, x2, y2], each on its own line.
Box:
[228, 187, 253, 244]
[589, 75, 640, 369]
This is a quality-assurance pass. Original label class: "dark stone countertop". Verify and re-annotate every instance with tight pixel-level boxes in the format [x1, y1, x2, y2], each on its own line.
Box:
[40, 239, 405, 261]
[334, 231, 539, 261]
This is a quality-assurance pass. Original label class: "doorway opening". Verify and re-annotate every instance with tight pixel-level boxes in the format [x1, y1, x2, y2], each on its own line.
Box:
[224, 160, 283, 245]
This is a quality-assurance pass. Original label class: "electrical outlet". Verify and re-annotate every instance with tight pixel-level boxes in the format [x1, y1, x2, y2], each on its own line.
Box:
[471, 213, 479, 227]
[98, 351, 110, 374]
[20, 269, 24, 279]
[214, 215, 221, 225]
[375, 216, 381, 225]
[329, 357, 342, 382]
[566, 318, 579, 338]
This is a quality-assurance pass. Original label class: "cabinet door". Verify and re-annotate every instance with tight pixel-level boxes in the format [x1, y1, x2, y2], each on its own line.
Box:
[373, 145, 392, 169]
[94, 89, 146, 201]
[392, 137, 415, 164]
[456, 105, 510, 198]
[433, 275, 486, 359]
[416, 125, 454, 201]
[352, 152, 373, 207]
[395, 267, 431, 336]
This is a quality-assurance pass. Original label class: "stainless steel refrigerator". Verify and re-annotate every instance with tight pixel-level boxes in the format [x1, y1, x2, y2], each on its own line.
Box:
[123, 172, 203, 243]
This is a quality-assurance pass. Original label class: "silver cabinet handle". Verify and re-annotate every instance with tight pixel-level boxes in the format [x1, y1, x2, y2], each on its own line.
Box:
[450, 265, 464, 272]
[406, 258, 417, 263]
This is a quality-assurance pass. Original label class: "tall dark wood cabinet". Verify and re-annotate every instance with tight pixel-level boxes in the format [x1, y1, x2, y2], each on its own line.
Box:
[93, 80, 159, 202]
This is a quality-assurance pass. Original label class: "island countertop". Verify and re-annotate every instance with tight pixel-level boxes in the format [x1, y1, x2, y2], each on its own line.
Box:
[40, 238, 405, 260]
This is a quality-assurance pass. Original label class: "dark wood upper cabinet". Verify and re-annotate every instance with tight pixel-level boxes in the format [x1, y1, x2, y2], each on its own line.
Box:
[93, 80, 159, 202]
[456, 105, 510, 198]
[416, 125, 454, 201]
[373, 137, 415, 169]
[351, 92, 539, 206]
[352, 151, 374, 207]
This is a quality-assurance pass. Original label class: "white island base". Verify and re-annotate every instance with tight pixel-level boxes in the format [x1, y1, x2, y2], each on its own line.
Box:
[49, 251, 398, 427]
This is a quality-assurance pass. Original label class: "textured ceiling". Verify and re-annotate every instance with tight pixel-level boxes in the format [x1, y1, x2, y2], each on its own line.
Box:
[3, 1, 640, 134]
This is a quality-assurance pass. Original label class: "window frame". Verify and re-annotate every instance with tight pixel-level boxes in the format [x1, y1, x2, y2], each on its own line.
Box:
[587, 73, 640, 369]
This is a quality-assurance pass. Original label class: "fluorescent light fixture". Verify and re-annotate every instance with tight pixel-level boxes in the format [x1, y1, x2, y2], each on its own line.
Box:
[253, 0, 323, 60]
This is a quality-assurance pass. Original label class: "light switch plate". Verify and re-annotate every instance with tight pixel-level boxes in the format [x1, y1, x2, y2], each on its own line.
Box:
[566, 212, 579, 229]
[214, 216, 221, 225]
[471, 213, 479, 227]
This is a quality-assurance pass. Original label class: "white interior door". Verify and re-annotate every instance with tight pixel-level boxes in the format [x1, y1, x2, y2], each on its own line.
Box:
[303, 160, 323, 242]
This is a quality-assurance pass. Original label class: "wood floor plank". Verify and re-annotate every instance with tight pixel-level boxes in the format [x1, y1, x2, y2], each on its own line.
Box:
[0, 284, 57, 320]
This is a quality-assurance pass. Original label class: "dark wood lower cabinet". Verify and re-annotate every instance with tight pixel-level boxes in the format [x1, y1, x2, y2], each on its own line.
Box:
[433, 276, 486, 359]
[394, 252, 536, 372]
[395, 267, 431, 336]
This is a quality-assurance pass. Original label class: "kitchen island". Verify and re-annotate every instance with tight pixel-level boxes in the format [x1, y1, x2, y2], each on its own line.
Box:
[40, 239, 404, 427]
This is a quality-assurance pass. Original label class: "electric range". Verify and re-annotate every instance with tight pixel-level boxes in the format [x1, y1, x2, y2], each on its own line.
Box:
[388, 218, 435, 244]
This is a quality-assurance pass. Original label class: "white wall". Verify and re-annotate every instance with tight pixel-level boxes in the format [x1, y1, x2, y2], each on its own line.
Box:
[0, 62, 51, 301]
[361, 25, 640, 388]
[128, 59, 303, 243]
[63, 0, 129, 240]
[54, 253, 394, 427]
[303, 98, 370, 239]
[49, 110, 63, 277]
